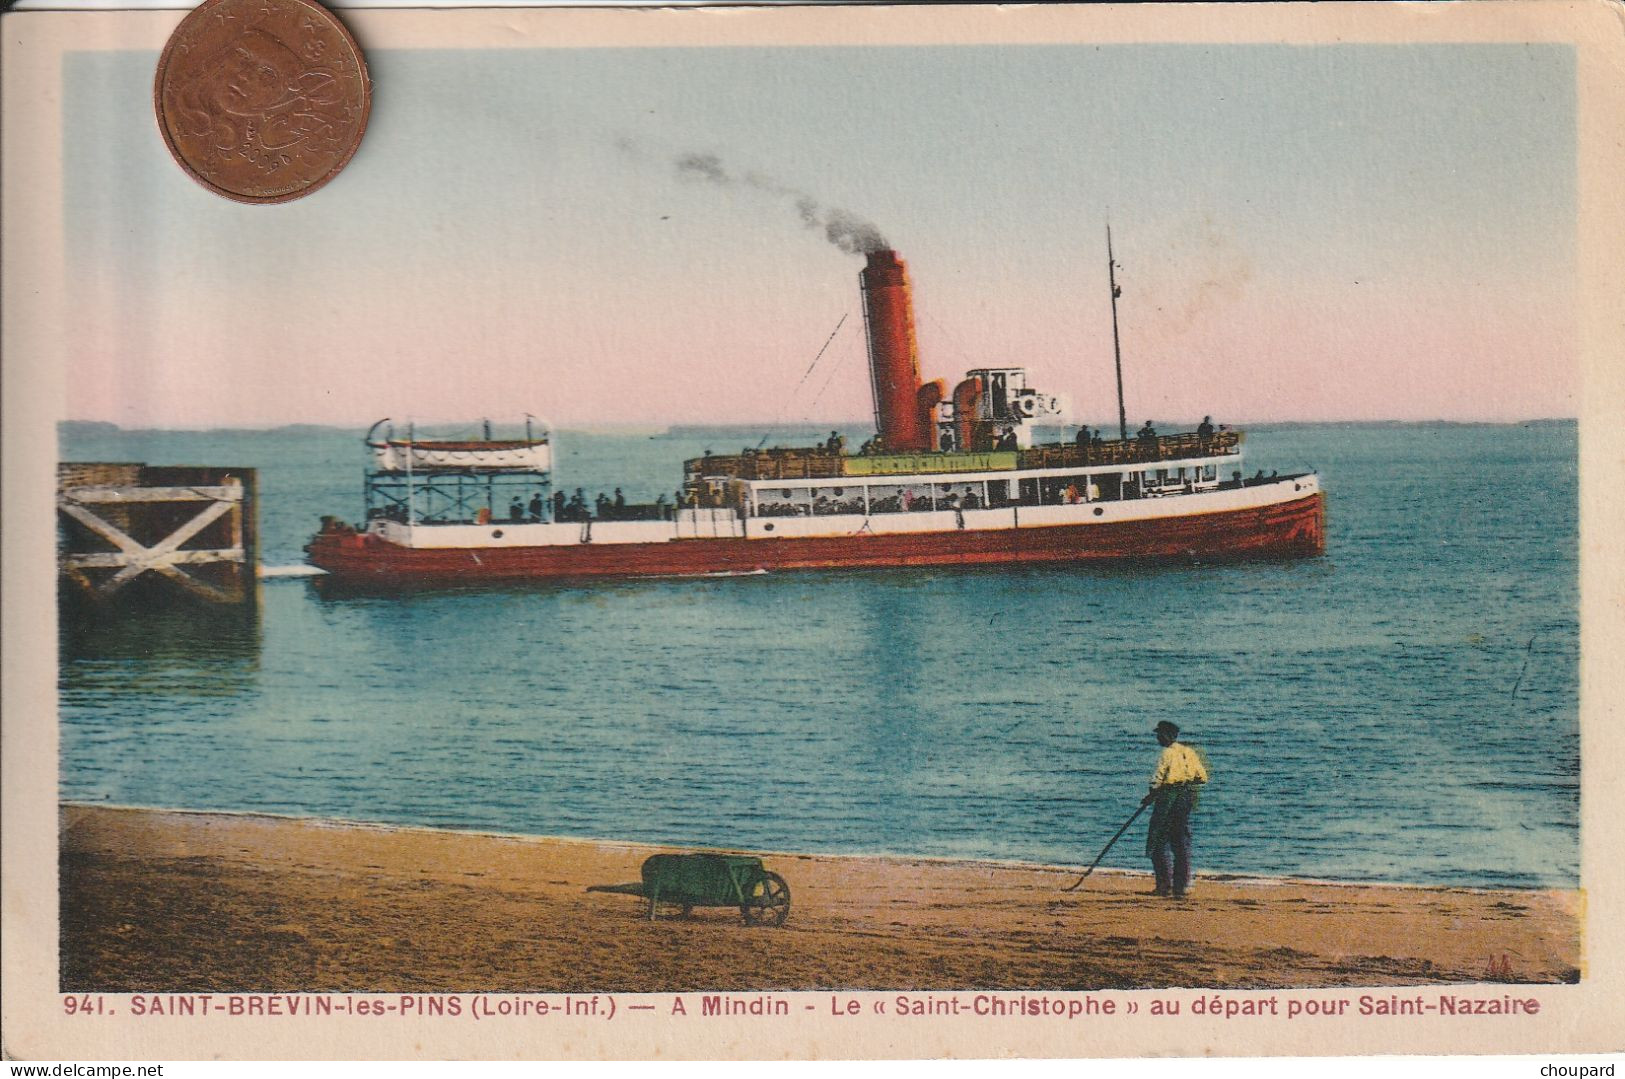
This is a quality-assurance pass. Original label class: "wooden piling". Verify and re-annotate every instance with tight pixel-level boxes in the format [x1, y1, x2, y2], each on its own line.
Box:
[57, 463, 259, 605]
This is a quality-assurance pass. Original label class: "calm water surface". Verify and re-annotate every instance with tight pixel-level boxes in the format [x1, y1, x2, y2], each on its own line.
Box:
[58, 422, 1578, 887]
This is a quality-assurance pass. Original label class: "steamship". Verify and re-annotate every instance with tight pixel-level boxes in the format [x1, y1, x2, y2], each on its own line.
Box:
[306, 248, 1324, 586]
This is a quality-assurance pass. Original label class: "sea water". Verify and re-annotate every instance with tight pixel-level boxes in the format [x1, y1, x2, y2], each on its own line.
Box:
[57, 421, 1578, 887]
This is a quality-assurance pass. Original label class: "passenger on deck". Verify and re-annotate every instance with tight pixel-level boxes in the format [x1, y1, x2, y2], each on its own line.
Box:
[551, 491, 566, 520]
[1075, 425, 1091, 448]
[528, 493, 544, 522]
[940, 429, 956, 452]
[963, 491, 981, 510]
[1137, 422, 1158, 462]
[508, 497, 525, 522]
[613, 488, 626, 516]
[1197, 415, 1215, 441]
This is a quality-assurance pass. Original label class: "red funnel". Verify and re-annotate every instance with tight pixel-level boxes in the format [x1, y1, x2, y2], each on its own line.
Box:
[860, 249, 931, 453]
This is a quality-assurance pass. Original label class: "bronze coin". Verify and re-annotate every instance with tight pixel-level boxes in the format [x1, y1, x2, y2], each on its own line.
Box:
[154, 0, 371, 204]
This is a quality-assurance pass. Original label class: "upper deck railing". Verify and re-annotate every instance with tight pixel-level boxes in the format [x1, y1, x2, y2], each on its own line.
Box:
[688, 430, 1241, 482]
[1019, 430, 1241, 471]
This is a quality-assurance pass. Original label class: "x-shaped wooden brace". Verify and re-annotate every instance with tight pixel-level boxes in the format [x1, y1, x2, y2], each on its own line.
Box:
[59, 492, 244, 602]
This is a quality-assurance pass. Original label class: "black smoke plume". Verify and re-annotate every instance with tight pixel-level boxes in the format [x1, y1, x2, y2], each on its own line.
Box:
[673, 150, 888, 255]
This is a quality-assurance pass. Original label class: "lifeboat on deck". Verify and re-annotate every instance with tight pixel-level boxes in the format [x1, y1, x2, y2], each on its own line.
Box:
[365, 418, 551, 473]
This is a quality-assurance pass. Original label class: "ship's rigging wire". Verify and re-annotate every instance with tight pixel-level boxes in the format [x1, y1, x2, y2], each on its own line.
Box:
[755, 312, 849, 449]
[806, 337, 861, 415]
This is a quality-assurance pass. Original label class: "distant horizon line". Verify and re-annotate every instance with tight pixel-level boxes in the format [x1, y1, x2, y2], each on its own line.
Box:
[58, 416, 1580, 436]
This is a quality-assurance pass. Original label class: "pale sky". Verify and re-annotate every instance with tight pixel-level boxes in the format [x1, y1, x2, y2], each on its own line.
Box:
[62, 43, 1576, 428]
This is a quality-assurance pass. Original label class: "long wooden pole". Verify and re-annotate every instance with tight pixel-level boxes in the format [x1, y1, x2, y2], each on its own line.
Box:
[1107, 224, 1128, 441]
[1062, 801, 1149, 891]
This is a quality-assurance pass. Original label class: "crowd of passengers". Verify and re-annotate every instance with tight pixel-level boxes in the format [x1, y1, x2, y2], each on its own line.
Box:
[729, 418, 1232, 465]
[374, 488, 679, 526]
[754, 484, 1061, 518]
[371, 455, 1283, 527]
[370, 419, 1263, 527]
[748, 464, 1281, 519]
[1068, 416, 1230, 457]
[550, 488, 678, 522]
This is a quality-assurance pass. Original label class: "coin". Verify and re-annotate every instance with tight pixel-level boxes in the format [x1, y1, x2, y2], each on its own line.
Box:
[154, 0, 371, 204]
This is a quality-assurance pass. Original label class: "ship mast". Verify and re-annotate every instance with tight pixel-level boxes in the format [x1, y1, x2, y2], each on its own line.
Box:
[1107, 224, 1128, 442]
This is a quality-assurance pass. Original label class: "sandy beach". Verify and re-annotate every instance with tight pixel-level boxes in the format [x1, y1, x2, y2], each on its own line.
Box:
[59, 804, 1581, 993]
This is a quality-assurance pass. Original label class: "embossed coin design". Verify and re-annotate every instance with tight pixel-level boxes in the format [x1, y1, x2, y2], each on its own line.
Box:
[154, 0, 370, 203]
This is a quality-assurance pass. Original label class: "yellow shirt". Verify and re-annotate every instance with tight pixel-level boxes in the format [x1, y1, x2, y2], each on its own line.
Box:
[1151, 742, 1209, 787]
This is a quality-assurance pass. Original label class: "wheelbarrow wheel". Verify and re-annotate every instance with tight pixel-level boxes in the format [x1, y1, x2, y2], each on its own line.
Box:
[741, 872, 790, 927]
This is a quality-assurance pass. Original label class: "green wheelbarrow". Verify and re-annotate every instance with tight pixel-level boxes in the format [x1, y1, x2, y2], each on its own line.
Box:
[588, 853, 791, 926]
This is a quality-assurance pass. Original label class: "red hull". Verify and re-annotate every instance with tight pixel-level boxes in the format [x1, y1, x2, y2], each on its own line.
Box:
[307, 494, 1324, 588]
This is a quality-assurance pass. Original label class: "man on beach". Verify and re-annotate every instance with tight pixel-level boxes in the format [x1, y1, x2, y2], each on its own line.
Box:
[1142, 720, 1209, 898]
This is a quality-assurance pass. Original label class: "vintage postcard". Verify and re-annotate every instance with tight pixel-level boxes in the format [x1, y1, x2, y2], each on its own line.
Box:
[4, 0, 1623, 1062]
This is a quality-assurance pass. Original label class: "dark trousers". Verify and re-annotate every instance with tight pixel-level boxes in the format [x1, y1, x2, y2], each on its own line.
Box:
[1146, 786, 1198, 895]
